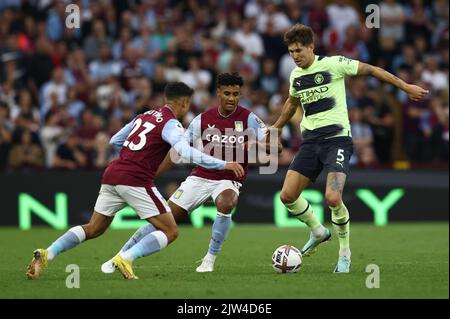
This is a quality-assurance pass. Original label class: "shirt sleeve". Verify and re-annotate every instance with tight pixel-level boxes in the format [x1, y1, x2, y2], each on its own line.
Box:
[161, 119, 226, 170]
[247, 112, 267, 141]
[330, 55, 359, 77]
[184, 114, 202, 144]
[109, 119, 134, 153]
[289, 68, 298, 97]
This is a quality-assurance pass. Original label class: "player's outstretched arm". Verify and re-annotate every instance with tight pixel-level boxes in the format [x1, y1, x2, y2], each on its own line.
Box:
[155, 150, 177, 178]
[109, 119, 134, 154]
[161, 119, 244, 177]
[357, 62, 429, 101]
[271, 96, 302, 132]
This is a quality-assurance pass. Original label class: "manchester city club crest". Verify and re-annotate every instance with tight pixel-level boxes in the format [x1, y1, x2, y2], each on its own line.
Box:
[234, 121, 243, 132]
[314, 73, 324, 84]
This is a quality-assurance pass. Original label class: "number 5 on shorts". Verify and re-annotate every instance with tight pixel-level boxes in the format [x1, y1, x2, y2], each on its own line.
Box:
[336, 149, 344, 167]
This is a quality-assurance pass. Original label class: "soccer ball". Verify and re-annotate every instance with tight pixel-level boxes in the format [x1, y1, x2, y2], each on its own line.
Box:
[272, 245, 302, 273]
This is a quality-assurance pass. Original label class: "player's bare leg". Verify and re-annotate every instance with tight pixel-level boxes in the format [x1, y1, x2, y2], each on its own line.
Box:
[102, 200, 188, 274]
[196, 189, 238, 273]
[169, 200, 189, 222]
[326, 172, 351, 273]
[280, 170, 331, 256]
[27, 212, 112, 279]
[113, 212, 178, 279]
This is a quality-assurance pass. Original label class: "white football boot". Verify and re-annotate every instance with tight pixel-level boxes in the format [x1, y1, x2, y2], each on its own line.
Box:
[196, 253, 216, 273]
[101, 258, 116, 274]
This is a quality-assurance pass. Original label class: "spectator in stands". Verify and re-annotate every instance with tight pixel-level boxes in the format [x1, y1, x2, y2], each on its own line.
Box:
[65, 49, 91, 103]
[379, 0, 406, 69]
[26, 36, 54, 92]
[421, 54, 449, 92]
[88, 44, 121, 83]
[40, 67, 68, 120]
[404, 0, 433, 42]
[0, 100, 12, 170]
[257, 57, 280, 96]
[430, 91, 449, 162]
[403, 80, 433, 162]
[53, 133, 87, 170]
[379, 0, 406, 46]
[392, 45, 417, 73]
[339, 25, 370, 62]
[0, 1, 447, 170]
[163, 53, 183, 82]
[112, 27, 133, 61]
[365, 89, 395, 164]
[83, 19, 113, 63]
[350, 107, 377, 167]
[233, 17, 265, 59]
[8, 129, 44, 170]
[257, 1, 291, 34]
[153, 18, 175, 54]
[66, 87, 86, 125]
[40, 110, 68, 168]
[74, 108, 103, 168]
[326, 0, 360, 46]
[11, 89, 40, 134]
[93, 131, 113, 169]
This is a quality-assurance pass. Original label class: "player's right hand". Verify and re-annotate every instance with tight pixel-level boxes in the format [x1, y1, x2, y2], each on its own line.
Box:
[225, 162, 245, 178]
[265, 126, 283, 154]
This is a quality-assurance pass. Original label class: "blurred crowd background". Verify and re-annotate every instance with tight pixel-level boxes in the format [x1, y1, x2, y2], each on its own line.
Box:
[0, 0, 448, 172]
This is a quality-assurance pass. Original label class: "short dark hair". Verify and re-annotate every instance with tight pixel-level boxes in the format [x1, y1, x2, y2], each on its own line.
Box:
[164, 82, 194, 100]
[283, 24, 314, 47]
[217, 72, 244, 87]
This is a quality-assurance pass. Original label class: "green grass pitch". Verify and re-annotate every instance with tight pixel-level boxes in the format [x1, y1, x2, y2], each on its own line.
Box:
[0, 223, 448, 298]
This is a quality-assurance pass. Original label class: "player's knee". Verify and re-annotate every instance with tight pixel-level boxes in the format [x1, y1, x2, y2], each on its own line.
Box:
[164, 226, 179, 243]
[280, 190, 298, 205]
[216, 199, 237, 215]
[82, 224, 100, 239]
[325, 192, 342, 208]
[82, 224, 104, 239]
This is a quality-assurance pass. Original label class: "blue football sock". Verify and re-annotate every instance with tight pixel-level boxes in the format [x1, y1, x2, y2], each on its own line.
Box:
[119, 223, 156, 253]
[120, 230, 168, 261]
[47, 226, 86, 260]
[208, 212, 232, 256]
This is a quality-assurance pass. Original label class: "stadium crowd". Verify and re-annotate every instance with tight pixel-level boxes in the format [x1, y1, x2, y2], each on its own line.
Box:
[0, 0, 448, 172]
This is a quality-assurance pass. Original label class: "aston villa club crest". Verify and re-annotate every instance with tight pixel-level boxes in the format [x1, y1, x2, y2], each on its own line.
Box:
[234, 121, 243, 132]
[174, 189, 184, 199]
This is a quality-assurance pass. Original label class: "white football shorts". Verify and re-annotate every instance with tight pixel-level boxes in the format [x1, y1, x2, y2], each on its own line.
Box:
[169, 176, 242, 212]
[94, 184, 171, 219]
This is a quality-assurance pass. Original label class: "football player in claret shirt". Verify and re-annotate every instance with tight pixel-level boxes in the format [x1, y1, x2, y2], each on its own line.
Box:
[26, 82, 244, 280]
[101, 72, 269, 273]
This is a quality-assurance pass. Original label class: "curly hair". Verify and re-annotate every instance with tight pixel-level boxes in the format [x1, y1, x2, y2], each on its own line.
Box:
[217, 72, 244, 87]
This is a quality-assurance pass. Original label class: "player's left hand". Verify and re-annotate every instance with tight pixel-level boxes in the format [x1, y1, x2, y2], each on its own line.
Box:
[224, 162, 245, 178]
[405, 84, 429, 101]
